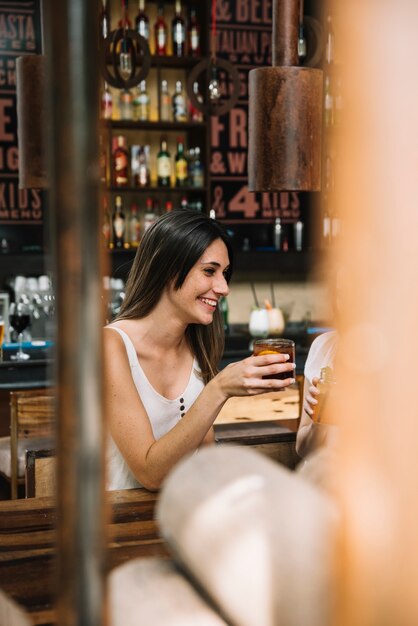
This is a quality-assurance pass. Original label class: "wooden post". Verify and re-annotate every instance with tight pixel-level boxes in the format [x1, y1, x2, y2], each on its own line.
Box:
[327, 1, 418, 623]
[43, 1, 107, 625]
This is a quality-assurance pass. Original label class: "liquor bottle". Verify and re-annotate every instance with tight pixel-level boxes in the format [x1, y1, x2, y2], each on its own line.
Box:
[157, 137, 171, 187]
[119, 88, 133, 120]
[191, 146, 204, 187]
[144, 197, 157, 231]
[131, 145, 150, 187]
[102, 196, 112, 248]
[129, 203, 141, 247]
[154, 3, 167, 55]
[135, 0, 149, 41]
[175, 137, 188, 187]
[187, 7, 201, 56]
[171, 0, 185, 57]
[112, 195, 126, 249]
[324, 76, 334, 128]
[172, 80, 187, 122]
[220, 296, 229, 334]
[294, 220, 304, 251]
[159, 79, 171, 121]
[325, 15, 334, 65]
[180, 195, 188, 210]
[117, 0, 133, 77]
[133, 80, 150, 121]
[188, 81, 204, 122]
[274, 217, 282, 250]
[112, 135, 129, 187]
[101, 82, 113, 119]
[99, 0, 111, 42]
[165, 200, 173, 212]
[189, 198, 203, 212]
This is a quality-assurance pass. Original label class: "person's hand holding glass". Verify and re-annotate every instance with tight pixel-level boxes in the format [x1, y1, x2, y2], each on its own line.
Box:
[9, 301, 31, 361]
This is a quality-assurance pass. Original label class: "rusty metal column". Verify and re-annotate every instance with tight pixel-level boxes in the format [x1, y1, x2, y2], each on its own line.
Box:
[44, 1, 106, 625]
[248, 0, 323, 192]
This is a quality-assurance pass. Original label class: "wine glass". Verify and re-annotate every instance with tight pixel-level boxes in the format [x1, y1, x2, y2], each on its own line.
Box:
[9, 302, 31, 361]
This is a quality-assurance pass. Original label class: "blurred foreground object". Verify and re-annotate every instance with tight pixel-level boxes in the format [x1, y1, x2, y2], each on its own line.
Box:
[110, 446, 338, 626]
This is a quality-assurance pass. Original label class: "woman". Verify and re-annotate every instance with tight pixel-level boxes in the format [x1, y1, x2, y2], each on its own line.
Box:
[295, 330, 338, 459]
[104, 210, 296, 491]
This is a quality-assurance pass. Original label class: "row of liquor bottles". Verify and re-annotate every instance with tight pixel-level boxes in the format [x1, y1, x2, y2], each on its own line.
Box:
[103, 194, 203, 249]
[106, 135, 205, 188]
[100, 0, 201, 58]
[101, 78, 203, 123]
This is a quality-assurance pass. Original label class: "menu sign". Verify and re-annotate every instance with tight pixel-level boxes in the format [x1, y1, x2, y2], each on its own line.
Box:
[210, 0, 307, 250]
[0, 0, 44, 253]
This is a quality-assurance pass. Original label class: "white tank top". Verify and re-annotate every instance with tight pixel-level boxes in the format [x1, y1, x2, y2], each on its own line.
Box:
[105, 326, 205, 490]
[303, 331, 338, 384]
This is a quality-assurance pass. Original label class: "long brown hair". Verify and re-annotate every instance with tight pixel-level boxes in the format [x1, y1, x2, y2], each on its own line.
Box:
[115, 210, 233, 383]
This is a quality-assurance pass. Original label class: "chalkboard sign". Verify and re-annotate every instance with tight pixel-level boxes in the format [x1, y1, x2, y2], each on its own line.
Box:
[0, 0, 45, 254]
[210, 0, 316, 252]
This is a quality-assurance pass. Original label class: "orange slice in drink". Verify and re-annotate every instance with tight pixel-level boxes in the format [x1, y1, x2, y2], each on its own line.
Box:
[257, 349, 279, 355]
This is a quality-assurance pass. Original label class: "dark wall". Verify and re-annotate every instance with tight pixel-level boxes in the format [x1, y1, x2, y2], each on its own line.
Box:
[0, 0, 45, 257]
[210, 0, 324, 252]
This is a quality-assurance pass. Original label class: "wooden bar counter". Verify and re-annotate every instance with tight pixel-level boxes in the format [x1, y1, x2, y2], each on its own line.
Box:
[0, 489, 168, 626]
[0, 390, 301, 625]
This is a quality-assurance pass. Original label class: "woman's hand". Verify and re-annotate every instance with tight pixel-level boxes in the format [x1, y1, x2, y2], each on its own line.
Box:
[303, 376, 320, 418]
[214, 352, 296, 399]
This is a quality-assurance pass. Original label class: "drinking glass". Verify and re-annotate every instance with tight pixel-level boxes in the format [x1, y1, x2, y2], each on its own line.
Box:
[9, 302, 31, 361]
[253, 338, 295, 380]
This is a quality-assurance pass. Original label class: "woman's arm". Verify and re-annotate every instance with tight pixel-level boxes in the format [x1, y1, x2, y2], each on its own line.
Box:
[104, 330, 296, 490]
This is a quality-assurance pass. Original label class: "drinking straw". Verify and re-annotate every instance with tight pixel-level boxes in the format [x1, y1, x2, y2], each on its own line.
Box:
[270, 283, 276, 308]
[250, 282, 259, 308]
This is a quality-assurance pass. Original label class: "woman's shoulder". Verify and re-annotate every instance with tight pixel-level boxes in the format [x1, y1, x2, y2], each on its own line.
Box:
[309, 330, 338, 353]
[304, 330, 338, 377]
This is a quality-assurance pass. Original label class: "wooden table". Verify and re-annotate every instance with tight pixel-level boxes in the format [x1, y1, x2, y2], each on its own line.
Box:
[0, 489, 167, 626]
[214, 388, 301, 470]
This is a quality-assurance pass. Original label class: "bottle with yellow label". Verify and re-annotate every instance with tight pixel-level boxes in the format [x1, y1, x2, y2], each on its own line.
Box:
[175, 137, 188, 187]
[157, 137, 171, 187]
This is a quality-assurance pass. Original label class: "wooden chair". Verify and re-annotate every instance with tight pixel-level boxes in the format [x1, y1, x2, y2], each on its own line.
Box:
[25, 447, 56, 498]
[0, 388, 55, 499]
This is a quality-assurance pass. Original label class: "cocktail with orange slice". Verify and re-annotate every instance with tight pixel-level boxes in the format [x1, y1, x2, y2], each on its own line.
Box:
[253, 338, 295, 380]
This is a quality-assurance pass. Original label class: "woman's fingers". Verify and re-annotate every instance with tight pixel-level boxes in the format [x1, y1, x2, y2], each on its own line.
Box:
[304, 380, 320, 416]
[248, 352, 295, 379]
[252, 352, 291, 366]
[244, 375, 296, 395]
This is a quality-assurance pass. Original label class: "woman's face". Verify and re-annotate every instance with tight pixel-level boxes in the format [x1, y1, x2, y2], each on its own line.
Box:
[168, 238, 230, 326]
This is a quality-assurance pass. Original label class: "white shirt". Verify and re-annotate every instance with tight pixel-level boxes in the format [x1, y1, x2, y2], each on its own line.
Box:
[105, 326, 205, 490]
[304, 331, 338, 384]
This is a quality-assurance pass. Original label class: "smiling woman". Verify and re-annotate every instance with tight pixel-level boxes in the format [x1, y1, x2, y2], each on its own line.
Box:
[103, 210, 296, 491]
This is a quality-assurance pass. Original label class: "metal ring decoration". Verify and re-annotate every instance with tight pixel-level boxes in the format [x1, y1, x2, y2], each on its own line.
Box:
[100, 28, 151, 89]
[186, 57, 241, 117]
[302, 16, 323, 69]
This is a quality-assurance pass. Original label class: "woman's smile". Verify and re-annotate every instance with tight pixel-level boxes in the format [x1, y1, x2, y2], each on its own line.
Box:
[198, 296, 218, 310]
